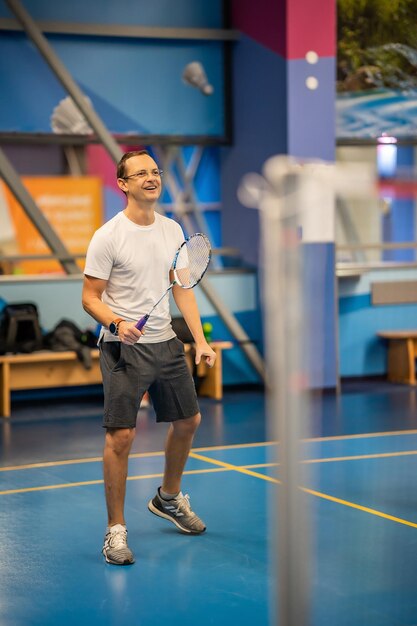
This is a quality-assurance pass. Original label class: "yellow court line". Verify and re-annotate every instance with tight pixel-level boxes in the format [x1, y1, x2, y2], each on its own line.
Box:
[244, 463, 277, 469]
[192, 448, 417, 469]
[3, 428, 417, 473]
[0, 451, 162, 472]
[236, 450, 417, 465]
[0, 441, 276, 473]
[197, 429, 417, 447]
[244, 450, 417, 465]
[193, 441, 276, 452]
[302, 487, 417, 530]
[5, 441, 417, 475]
[305, 428, 417, 443]
[3, 451, 417, 531]
[191, 452, 417, 531]
[0, 464, 270, 496]
[0, 456, 104, 472]
[0, 479, 104, 496]
[189, 452, 280, 484]
[304, 449, 417, 464]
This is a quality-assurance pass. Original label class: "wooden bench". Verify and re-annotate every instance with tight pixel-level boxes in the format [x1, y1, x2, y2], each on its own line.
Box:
[184, 341, 233, 401]
[377, 330, 417, 385]
[0, 341, 232, 418]
[0, 350, 102, 418]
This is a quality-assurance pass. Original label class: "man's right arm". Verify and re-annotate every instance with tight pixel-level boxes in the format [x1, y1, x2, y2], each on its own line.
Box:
[82, 274, 116, 328]
[82, 275, 143, 345]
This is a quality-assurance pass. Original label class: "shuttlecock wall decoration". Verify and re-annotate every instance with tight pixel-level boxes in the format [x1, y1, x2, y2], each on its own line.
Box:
[182, 61, 214, 96]
[50, 96, 94, 134]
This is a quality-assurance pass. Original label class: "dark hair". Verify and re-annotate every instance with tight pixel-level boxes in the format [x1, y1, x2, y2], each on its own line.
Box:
[116, 150, 150, 179]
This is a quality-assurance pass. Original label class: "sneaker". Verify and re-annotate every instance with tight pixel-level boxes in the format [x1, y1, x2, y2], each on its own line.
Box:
[102, 524, 135, 565]
[148, 488, 206, 535]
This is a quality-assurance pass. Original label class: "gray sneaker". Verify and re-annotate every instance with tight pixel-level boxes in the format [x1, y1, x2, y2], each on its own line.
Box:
[148, 488, 206, 535]
[102, 524, 135, 565]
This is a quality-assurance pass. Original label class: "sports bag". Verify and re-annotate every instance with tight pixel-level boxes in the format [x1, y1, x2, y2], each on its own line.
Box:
[0, 302, 43, 354]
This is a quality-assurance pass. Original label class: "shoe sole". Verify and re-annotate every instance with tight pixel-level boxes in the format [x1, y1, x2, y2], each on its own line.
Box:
[148, 499, 206, 535]
[102, 550, 135, 565]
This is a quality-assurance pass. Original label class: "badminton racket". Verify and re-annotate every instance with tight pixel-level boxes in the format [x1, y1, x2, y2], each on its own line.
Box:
[135, 233, 211, 331]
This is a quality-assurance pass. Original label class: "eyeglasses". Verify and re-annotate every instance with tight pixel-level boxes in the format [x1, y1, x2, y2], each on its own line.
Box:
[122, 169, 163, 180]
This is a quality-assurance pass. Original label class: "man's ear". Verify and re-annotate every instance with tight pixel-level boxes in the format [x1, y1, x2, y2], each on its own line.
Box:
[117, 177, 128, 193]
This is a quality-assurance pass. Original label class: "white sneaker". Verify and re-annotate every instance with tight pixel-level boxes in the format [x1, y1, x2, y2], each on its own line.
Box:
[102, 524, 135, 565]
[148, 488, 206, 534]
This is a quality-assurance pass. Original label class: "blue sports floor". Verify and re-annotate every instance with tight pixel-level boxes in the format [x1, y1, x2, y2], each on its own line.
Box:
[2, 383, 417, 625]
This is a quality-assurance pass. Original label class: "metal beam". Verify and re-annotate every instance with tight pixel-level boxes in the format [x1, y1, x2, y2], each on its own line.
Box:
[0, 148, 80, 275]
[0, 132, 230, 147]
[63, 145, 86, 176]
[5, 0, 123, 164]
[0, 18, 239, 41]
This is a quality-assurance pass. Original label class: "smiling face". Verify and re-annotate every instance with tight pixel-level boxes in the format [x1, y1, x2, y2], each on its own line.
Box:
[117, 153, 162, 205]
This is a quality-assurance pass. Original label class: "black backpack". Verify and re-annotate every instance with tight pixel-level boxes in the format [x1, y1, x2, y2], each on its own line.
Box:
[0, 303, 43, 355]
[43, 319, 97, 369]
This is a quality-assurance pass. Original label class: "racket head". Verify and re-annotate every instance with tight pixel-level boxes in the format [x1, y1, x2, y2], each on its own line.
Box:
[172, 233, 211, 288]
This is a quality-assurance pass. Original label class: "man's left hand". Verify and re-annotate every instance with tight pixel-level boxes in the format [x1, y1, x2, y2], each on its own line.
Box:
[195, 342, 216, 368]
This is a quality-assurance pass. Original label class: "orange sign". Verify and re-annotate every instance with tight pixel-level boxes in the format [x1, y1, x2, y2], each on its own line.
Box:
[2, 177, 102, 274]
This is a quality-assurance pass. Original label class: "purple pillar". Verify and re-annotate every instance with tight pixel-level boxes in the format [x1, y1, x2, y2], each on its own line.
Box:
[221, 0, 337, 387]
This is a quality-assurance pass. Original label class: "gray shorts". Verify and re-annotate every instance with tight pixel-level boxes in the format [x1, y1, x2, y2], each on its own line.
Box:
[99, 337, 200, 429]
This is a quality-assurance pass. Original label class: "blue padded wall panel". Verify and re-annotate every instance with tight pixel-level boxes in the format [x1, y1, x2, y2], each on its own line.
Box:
[0, 1, 224, 27]
[221, 35, 287, 268]
[0, 34, 225, 137]
[0, 0, 226, 137]
[339, 294, 417, 377]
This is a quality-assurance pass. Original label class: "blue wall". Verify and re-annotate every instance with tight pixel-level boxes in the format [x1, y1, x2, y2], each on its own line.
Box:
[339, 268, 417, 377]
[0, 1, 224, 25]
[0, 271, 262, 386]
[0, 1, 226, 138]
[382, 146, 415, 263]
[221, 34, 287, 268]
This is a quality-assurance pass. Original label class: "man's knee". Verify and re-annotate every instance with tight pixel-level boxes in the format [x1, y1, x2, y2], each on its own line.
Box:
[105, 427, 135, 455]
[172, 413, 201, 437]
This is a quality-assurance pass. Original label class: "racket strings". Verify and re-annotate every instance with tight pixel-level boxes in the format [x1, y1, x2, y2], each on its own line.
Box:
[175, 234, 211, 288]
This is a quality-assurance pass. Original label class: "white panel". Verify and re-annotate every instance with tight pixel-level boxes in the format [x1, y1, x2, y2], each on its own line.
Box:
[300, 179, 335, 243]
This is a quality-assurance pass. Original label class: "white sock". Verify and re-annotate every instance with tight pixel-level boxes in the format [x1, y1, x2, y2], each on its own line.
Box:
[159, 487, 179, 500]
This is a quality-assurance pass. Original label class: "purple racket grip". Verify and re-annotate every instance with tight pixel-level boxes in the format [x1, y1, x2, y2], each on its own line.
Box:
[135, 314, 149, 331]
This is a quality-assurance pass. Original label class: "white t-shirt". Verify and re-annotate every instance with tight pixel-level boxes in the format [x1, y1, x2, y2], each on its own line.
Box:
[84, 211, 185, 343]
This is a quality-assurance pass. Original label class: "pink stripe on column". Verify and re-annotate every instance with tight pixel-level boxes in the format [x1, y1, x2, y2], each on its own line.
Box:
[231, 0, 335, 59]
[287, 0, 335, 59]
[86, 145, 119, 191]
[85, 144, 146, 192]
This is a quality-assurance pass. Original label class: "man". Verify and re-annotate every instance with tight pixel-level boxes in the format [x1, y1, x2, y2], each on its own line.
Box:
[82, 150, 216, 565]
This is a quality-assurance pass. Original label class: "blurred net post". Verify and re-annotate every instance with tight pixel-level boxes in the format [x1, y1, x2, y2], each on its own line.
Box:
[238, 157, 374, 626]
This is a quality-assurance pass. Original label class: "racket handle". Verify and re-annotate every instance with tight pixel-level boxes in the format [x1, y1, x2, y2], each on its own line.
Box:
[135, 314, 149, 331]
